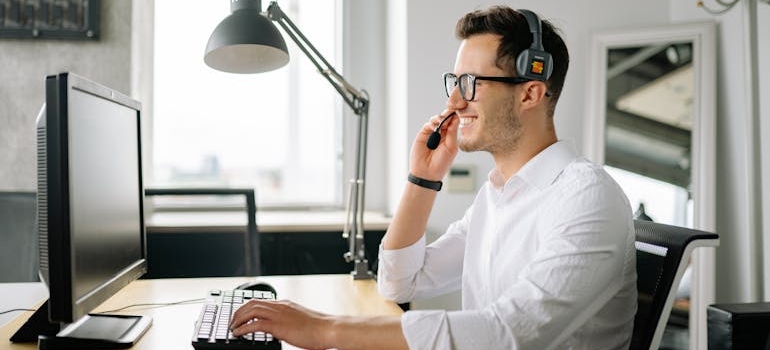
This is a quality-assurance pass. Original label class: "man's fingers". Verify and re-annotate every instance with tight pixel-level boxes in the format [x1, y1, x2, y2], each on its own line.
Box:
[230, 300, 276, 330]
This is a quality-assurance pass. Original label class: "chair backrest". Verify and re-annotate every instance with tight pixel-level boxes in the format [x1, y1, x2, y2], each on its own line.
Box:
[144, 188, 260, 278]
[630, 220, 719, 350]
[0, 191, 38, 282]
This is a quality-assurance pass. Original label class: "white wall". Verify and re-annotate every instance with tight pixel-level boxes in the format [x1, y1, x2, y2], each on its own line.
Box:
[760, 2, 770, 301]
[343, 0, 388, 212]
[0, 2, 134, 191]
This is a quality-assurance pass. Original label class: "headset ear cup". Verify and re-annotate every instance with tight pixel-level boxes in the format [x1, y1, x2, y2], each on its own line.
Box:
[516, 9, 553, 81]
[516, 49, 553, 81]
[516, 50, 530, 78]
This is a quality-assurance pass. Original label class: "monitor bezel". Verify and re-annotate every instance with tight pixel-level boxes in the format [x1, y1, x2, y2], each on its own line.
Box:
[40, 72, 148, 324]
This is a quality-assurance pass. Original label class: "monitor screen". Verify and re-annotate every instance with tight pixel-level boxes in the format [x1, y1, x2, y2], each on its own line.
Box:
[12, 72, 151, 347]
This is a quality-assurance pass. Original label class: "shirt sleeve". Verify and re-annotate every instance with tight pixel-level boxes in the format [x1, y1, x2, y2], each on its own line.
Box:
[377, 217, 468, 304]
[402, 308, 519, 349]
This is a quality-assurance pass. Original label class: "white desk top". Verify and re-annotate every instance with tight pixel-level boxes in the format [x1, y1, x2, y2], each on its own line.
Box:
[0, 283, 46, 329]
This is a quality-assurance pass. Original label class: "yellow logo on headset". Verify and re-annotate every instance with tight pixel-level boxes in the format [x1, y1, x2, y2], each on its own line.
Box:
[530, 60, 544, 75]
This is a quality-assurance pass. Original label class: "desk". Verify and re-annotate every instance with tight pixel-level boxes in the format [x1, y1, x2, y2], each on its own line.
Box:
[0, 275, 403, 350]
[0, 283, 47, 328]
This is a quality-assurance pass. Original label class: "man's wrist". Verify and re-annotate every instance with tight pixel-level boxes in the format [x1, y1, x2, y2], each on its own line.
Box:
[407, 173, 442, 191]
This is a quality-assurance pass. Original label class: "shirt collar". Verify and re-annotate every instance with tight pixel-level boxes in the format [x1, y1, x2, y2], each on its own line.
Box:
[489, 140, 579, 191]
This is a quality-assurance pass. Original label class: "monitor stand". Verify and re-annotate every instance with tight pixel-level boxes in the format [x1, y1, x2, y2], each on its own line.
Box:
[10, 299, 152, 349]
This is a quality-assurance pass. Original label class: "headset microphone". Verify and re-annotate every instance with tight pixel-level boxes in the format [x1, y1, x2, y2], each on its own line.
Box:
[426, 112, 456, 150]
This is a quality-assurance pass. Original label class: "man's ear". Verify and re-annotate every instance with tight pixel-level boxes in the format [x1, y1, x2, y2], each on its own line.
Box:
[521, 81, 549, 105]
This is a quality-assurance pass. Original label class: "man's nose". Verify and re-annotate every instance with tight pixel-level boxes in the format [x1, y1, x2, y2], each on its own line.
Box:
[446, 85, 467, 110]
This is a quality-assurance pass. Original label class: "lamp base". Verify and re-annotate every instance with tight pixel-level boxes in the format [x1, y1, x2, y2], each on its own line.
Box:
[351, 259, 374, 280]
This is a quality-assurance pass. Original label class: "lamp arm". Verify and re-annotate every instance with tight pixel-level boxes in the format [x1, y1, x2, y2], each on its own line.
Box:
[266, 1, 372, 279]
[266, 2, 368, 115]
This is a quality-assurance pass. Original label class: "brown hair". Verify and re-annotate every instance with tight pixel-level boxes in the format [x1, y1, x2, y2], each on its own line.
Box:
[456, 6, 569, 116]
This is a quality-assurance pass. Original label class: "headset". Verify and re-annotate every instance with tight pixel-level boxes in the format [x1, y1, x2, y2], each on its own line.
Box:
[516, 9, 553, 81]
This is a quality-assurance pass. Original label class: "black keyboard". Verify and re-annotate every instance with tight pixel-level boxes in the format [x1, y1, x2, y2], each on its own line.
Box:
[191, 289, 282, 350]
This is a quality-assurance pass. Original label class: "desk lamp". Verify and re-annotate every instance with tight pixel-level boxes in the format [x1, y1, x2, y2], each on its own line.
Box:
[205, 0, 373, 279]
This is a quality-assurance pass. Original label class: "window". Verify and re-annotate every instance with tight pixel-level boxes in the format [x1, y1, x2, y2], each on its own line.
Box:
[153, 1, 342, 207]
[606, 166, 692, 227]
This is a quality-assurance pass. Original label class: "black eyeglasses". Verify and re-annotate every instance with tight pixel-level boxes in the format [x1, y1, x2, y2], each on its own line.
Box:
[443, 73, 549, 101]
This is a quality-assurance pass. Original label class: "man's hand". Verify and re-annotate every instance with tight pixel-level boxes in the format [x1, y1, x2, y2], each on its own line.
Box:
[230, 299, 408, 350]
[410, 110, 460, 181]
[230, 299, 334, 350]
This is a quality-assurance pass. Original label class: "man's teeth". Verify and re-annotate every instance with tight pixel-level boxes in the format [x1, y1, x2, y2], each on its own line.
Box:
[460, 117, 475, 125]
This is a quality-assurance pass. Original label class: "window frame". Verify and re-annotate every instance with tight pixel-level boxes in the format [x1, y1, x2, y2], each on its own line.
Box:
[150, 0, 345, 210]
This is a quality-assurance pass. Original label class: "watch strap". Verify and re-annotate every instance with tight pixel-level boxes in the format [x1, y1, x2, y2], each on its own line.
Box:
[407, 173, 442, 191]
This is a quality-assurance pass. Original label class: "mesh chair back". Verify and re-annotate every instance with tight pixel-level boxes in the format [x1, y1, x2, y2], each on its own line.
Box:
[630, 220, 719, 350]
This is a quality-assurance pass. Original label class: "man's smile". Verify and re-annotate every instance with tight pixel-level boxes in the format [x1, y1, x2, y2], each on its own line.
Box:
[459, 116, 477, 127]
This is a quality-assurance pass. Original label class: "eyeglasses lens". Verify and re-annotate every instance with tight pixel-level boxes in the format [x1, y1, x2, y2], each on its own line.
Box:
[459, 74, 473, 101]
[444, 74, 456, 97]
[444, 73, 474, 101]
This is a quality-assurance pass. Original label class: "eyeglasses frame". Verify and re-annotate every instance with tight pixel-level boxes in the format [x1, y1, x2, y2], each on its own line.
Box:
[443, 72, 551, 101]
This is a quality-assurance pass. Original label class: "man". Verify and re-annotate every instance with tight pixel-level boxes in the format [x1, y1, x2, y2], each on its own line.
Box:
[231, 6, 637, 350]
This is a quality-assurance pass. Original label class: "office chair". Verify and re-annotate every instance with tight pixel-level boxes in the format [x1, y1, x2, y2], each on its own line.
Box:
[630, 220, 719, 350]
[144, 188, 260, 278]
[0, 191, 38, 282]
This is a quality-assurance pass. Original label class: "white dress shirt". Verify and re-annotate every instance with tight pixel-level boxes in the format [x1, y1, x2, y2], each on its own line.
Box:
[378, 140, 637, 350]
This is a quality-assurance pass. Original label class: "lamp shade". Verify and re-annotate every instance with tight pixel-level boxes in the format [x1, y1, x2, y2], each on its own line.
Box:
[204, 4, 289, 74]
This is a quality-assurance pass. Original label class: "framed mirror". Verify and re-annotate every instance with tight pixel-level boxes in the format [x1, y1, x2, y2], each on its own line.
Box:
[584, 22, 717, 350]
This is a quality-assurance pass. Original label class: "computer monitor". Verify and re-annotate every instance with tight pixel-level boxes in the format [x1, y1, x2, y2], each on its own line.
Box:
[11, 72, 151, 348]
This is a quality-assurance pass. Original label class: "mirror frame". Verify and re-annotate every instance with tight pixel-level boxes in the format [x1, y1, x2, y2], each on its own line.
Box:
[584, 21, 717, 349]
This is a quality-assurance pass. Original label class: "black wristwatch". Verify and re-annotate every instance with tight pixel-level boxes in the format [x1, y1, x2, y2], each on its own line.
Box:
[408, 173, 443, 191]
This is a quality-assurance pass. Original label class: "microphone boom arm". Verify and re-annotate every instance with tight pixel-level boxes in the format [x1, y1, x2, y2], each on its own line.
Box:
[266, 1, 372, 279]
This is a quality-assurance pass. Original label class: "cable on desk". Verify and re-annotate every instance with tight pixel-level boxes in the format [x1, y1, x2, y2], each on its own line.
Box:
[97, 298, 206, 314]
[0, 308, 36, 315]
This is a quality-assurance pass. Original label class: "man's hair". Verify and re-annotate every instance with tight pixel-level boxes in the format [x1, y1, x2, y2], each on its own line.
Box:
[456, 6, 569, 116]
